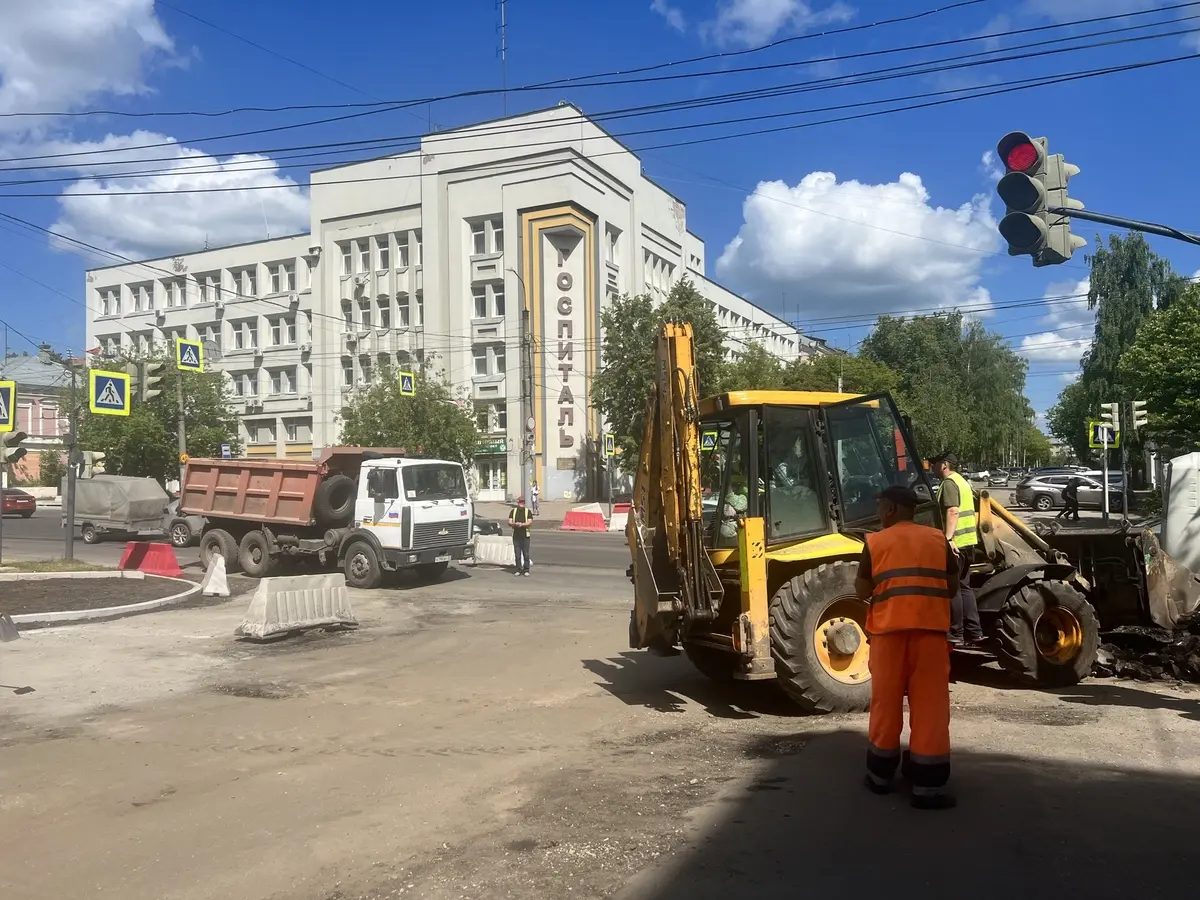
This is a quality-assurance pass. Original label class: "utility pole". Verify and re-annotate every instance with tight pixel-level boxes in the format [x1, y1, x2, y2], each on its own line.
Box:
[499, 0, 508, 116]
[63, 361, 79, 560]
[176, 371, 187, 485]
[508, 267, 532, 503]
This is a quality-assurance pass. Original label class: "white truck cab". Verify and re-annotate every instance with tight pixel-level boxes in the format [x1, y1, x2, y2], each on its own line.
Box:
[341, 456, 473, 587]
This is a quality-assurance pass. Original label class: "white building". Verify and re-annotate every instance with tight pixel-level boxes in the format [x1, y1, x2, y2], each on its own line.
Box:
[85, 104, 825, 502]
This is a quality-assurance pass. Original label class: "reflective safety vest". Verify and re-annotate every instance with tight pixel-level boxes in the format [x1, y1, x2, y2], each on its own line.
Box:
[937, 470, 978, 549]
[864, 521, 953, 635]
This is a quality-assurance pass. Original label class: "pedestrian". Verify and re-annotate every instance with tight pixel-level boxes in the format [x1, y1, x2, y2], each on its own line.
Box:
[1056, 477, 1081, 522]
[931, 452, 984, 648]
[856, 484, 959, 809]
[530, 481, 540, 517]
[508, 496, 532, 577]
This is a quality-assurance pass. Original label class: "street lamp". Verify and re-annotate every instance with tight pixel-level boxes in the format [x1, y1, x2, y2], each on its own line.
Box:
[507, 266, 533, 504]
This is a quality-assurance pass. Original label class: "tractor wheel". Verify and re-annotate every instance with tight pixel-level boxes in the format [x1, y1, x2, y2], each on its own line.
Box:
[683, 642, 739, 682]
[996, 580, 1099, 688]
[769, 561, 872, 714]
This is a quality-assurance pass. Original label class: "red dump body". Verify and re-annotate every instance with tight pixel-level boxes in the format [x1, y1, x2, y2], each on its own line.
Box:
[179, 447, 407, 527]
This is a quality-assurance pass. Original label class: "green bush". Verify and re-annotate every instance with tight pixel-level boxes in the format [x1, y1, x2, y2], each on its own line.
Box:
[39, 450, 66, 488]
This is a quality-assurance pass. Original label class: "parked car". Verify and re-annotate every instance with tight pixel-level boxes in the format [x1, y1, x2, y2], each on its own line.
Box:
[987, 471, 1011, 487]
[472, 503, 503, 536]
[1014, 473, 1124, 512]
[1, 488, 36, 517]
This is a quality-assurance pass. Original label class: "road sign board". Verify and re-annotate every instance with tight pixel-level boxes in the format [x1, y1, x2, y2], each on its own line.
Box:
[398, 371, 415, 396]
[604, 433, 615, 457]
[1087, 420, 1120, 449]
[179, 452, 189, 464]
[0, 381, 14, 433]
[220, 443, 232, 459]
[89, 369, 131, 416]
[700, 430, 718, 452]
[176, 338, 204, 372]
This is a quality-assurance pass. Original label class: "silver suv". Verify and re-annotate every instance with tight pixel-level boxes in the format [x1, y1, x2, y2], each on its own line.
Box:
[1014, 473, 1124, 512]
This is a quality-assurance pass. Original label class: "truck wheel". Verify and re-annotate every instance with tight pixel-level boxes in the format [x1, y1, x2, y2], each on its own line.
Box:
[238, 530, 275, 578]
[996, 580, 1100, 688]
[314, 475, 356, 527]
[80, 523, 99, 544]
[344, 541, 383, 589]
[769, 561, 872, 714]
[200, 528, 241, 574]
[414, 561, 449, 581]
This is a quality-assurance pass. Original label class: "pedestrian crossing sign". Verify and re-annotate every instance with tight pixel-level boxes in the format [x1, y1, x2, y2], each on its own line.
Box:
[176, 338, 204, 372]
[398, 371, 415, 396]
[89, 369, 131, 416]
[701, 430, 718, 452]
[0, 380, 15, 432]
[604, 433, 615, 457]
[1087, 420, 1120, 449]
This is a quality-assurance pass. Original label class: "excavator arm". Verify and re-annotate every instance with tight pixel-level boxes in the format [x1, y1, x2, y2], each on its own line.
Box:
[627, 322, 724, 652]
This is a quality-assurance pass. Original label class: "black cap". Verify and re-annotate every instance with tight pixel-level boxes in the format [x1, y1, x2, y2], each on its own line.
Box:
[930, 451, 957, 466]
[877, 484, 920, 508]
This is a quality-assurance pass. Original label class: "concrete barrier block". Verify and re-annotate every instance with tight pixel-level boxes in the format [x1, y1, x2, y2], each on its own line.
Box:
[235, 573, 356, 640]
[472, 534, 516, 567]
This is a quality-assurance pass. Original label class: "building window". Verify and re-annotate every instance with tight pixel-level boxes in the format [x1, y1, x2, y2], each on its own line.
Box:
[415, 291, 424, 326]
[474, 402, 508, 433]
[377, 298, 390, 329]
[413, 230, 422, 265]
[359, 355, 373, 384]
[396, 237, 410, 269]
[270, 262, 296, 294]
[233, 319, 258, 351]
[201, 324, 220, 352]
[199, 274, 220, 304]
[99, 288, 120, 316]
[359, 299, 372, 330]
[376, 235, 389, 270]
[471, 221, 486, 255]
[377, 352, 390, 373]
[472, 285, 487, 319]
[269, 367, 296, 395]
[270, 316, 296, 346]
[358, 240, 370, 273]
[164, 279, 184, 307]
[137, 332, 151, 354]
[493, 287, 505, 317]
[131, 283, 150, 312]
[493, 222, 504, 253]
[101, 336, 119, 356]
[232, 372, 257, 397]
[397, 294, 410, 327]
[494, 347, 506, 374]
[470, 218, 503, 255]
[341, 357, 354, 387]
[473, 347, 488, 376]
[340, 242, 352, 275]
[284, 418, 311, 443]
[248, 421, 275, 444]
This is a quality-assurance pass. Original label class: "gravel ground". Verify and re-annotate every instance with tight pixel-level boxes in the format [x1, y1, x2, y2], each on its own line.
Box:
[1, 576, 192, 617]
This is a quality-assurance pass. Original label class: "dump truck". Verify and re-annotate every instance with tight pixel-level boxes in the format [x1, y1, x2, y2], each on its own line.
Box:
[65, 475, 170, 545]
[180, 448, 472, 588]
[626, 323, 1200, 713]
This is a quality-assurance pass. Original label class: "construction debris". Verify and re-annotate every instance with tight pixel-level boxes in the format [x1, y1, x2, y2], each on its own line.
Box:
[1093, 610, 1200, 681]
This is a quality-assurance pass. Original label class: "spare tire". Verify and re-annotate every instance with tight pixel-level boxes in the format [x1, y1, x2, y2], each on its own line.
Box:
[314, 474, 356, 526]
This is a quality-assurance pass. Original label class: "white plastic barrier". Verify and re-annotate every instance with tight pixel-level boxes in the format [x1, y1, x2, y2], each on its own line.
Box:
[471, 534, 516, 567]
[608, 512, 628, 533]
[235, 573, 356, 640]
[199, 554, 230, 597]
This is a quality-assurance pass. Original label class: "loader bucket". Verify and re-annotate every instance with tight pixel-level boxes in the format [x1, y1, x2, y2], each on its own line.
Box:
[1141, 529, 1200, 629]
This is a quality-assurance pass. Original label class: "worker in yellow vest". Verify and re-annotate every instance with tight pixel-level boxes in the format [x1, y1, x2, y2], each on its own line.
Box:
[931, 452, 984, 647]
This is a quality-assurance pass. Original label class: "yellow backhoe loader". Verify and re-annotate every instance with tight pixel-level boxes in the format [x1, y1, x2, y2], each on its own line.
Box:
[626, 322, 1199, 713]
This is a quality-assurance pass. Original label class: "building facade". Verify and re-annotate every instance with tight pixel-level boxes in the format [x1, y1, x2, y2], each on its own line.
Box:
[86, 105, 824, 502]
[0, 354, 73, 485]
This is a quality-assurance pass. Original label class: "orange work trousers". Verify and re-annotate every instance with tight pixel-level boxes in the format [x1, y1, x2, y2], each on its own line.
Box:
[865, 630, 951, 794]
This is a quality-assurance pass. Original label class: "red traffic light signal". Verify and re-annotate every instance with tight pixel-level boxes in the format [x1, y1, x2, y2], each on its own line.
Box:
[997, 131, 1044, 174]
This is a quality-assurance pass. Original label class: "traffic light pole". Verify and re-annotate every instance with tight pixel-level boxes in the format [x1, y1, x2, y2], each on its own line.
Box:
[1048, 207, 1200, 248]
[176, 371, 187, 485]
[1102, 428, 1110, 526]
[64, 367, 79, 560]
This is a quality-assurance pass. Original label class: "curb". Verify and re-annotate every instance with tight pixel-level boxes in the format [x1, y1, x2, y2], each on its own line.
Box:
[11, 574, 203, 626]
[0, 570, 145, 582]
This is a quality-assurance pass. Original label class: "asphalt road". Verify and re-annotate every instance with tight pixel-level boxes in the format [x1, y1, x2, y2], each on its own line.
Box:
[0, 508, 633, 573]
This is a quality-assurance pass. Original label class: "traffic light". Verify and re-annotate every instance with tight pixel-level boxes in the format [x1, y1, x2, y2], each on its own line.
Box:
[1132, 400, 1149, 431]
[995, 131, 1086, 267]
[139, 360, 165, 403]
[1101, 402, 1119, 427]
[79, 451, 107, 478]
[1, 430, 28, 466]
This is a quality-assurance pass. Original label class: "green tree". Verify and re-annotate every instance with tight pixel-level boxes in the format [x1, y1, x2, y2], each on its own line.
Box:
[1119, 285, 1200, 449]
[38, 450, 66, 488]
[592, 278, 726, 470]
[338, 363, 477, 464]
[721, 341, 787, 391]
[784, 352, 901, 395]
[76, 354, 242, 481]
[1046, 379, 1094, 463]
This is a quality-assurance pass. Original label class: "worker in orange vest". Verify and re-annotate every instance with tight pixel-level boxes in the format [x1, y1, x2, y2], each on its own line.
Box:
[856, 484, 960, 809]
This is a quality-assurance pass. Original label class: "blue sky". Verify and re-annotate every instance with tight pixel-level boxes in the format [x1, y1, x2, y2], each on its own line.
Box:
[1, 0, 1198, 425]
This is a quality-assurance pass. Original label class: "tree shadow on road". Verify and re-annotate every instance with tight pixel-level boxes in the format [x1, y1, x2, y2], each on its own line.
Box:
[615, 728, 1200, 900]
[1052, 681, 1200, 721]
[582, 651, 805, 720]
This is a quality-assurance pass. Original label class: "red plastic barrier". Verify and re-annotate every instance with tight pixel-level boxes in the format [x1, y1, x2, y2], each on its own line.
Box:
[612, 502, 632, 514]
[561, 505, 607, 532]
[119, 541, 183, 578]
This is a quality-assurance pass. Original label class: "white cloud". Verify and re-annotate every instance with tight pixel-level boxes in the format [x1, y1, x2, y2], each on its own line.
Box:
[980, 150, 1004, 183]
[50, 137, 309, 260]
[0, 0, 175, 127]
[1018, 277, 1095, 364]
[715, 171, 1000, 319]
[651, 0, 686, 32]
[0, 0, 311, 261]
[703, 0, 855, 48]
